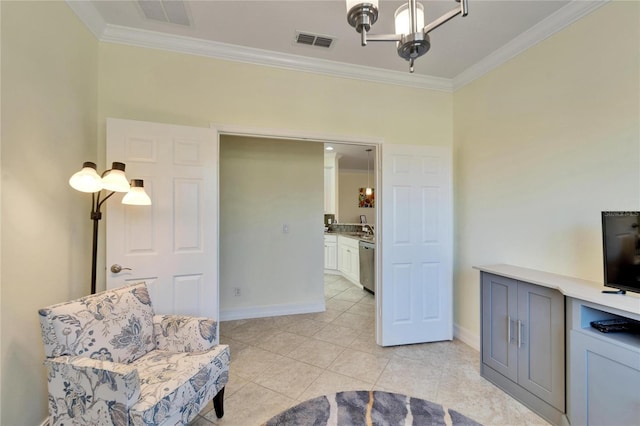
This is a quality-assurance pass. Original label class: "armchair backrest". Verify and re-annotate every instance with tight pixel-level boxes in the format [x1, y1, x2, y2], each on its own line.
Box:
[38, 282, 156, 364]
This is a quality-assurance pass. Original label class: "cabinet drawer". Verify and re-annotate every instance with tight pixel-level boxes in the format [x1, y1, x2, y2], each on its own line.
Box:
[324, 234, 337, 243]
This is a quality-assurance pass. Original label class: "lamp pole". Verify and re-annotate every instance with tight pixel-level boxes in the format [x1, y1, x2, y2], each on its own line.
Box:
[89, 191, 116, 294]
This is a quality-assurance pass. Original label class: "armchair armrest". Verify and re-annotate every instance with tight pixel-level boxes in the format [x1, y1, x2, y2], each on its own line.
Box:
[153, 314, 217, 352]
[44, 355, 141, 424]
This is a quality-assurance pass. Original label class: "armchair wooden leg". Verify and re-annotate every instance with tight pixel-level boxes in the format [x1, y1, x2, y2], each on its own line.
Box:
[213, 387, 225, 418]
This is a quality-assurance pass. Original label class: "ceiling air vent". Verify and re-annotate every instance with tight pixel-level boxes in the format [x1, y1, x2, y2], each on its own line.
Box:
[137, 0, 191, 26]
[295, 32, 335, 49]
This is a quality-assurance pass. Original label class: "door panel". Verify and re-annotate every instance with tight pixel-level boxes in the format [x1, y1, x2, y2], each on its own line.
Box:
[106, 118, 218, 321]
[518, 282, 565, 410]
[482, 273, 518, 381]
[380, 144, 452, 346]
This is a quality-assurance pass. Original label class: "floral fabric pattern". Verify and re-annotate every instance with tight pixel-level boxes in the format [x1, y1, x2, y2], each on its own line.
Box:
[39, 282, 230, 426]
[153, 315, 217, 352]
[130, 346, 230, 424]
[39, 282, 155, 363]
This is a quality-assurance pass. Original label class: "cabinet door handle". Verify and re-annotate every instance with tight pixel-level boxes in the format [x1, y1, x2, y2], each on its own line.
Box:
[517, 320, 523, 348]
[507, 316, 512, 343]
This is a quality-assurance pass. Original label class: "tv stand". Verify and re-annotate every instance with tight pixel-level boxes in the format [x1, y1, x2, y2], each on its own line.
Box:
[474, 264, 640, 426]
[602, 289, 627, 294]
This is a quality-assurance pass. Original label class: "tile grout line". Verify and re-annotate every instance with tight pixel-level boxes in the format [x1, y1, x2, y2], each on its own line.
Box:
[207, 276, 550, 425]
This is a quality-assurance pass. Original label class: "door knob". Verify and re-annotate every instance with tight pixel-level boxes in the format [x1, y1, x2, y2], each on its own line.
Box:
[110, 264, 132, 274]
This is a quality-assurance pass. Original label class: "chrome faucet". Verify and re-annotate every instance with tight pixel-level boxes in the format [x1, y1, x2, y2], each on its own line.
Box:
[362, 224, 374, 236]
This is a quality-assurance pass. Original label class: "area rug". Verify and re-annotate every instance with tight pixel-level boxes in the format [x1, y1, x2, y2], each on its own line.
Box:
[264, 390, 482, 426]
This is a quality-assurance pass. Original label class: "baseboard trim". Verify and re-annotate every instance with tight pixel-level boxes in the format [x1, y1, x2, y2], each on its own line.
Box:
[220, 301, 326, 321]
[453, 323, 480, 351]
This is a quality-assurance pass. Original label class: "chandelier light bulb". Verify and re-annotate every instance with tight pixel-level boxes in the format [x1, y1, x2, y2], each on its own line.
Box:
[395, 2, 425, 35]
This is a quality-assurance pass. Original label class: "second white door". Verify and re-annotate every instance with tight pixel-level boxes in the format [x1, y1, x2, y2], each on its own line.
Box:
[380, 144, 453, 346]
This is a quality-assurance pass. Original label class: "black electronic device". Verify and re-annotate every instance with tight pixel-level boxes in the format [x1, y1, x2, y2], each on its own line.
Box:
[602, 211, 640, 295]
[590, 318, 640, 333]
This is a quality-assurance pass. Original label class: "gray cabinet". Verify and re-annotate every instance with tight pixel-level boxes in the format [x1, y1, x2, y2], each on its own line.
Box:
[481, 273, 565, 425]
[567, 298, 640, 426]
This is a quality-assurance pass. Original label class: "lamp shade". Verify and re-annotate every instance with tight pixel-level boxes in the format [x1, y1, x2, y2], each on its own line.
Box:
[69, 162, 103, 193]
[122, 179, 151, 206]
[101, 162, 130, 192]
[346, 0, 378, 12]
[395, 2, 425, 35]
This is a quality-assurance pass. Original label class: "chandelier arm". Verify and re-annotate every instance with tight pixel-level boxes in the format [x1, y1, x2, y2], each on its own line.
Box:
[423, 7, 463, 34]
[366, 33, 403, 42]
[423, 0, 468, 35]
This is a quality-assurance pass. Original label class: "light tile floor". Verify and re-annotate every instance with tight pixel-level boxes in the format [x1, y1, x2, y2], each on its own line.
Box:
[191, 275, 549, 426]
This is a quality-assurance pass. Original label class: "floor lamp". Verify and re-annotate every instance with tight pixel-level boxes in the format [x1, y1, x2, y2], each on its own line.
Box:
[69, 161, 151, 294]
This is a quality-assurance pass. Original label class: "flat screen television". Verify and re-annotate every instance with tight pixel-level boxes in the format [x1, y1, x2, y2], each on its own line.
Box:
[602, 211, 640, 294]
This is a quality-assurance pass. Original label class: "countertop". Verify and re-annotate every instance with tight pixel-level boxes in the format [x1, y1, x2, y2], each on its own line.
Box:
[324, 231, 375, 244]
[474, 264, 640, 317]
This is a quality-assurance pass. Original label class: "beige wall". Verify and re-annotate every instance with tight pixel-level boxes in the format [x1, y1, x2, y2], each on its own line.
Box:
[96, 42, 453, 296]
[219, 136, 325, 317]
[453, 1, 640, 342]
[338, 169, 377, 225]
[96, 42, 453, 159]
[1, 1, 99, 424]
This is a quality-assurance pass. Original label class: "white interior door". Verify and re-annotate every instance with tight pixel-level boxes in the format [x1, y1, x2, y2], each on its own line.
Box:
[380, 144, 453, 346]
[106, 118, 218, 320]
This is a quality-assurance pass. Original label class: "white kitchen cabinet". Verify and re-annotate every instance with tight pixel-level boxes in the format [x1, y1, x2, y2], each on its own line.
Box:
[338, 235, 360, 285]
[324, 234, 337, 271]
[324, 153, 337, 215]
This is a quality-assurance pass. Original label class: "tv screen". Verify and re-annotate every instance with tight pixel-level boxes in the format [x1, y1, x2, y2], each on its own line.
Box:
[602, 211, 640, 294]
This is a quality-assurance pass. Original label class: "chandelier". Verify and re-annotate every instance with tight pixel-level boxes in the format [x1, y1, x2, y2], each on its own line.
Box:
[346, 0, 468, 73]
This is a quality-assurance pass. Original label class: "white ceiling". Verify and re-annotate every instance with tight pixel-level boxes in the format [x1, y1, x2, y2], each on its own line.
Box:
[74, 0, 610, 82]
[89, 0, 574, 78]
[68, 0, 606, 168]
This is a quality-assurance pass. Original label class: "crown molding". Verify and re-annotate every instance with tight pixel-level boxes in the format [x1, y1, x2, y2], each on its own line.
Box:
[452, 0, 610, 90]
[65, 0, 608, 93]
[100, 24, 453, 92]
[65, 0, 106, 39]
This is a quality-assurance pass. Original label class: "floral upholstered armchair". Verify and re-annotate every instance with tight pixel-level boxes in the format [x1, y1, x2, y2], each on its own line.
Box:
[38, 282, 230, 425]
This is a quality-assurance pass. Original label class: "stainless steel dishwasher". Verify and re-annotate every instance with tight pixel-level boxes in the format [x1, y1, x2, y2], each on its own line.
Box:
[359, 240, 375, 294]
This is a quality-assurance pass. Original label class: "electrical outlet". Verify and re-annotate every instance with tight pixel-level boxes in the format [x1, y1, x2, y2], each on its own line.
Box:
[233, 287, 241, 297]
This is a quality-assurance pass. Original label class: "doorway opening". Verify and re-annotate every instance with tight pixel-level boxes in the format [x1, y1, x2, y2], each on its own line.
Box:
[216, 127, 381, 339]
